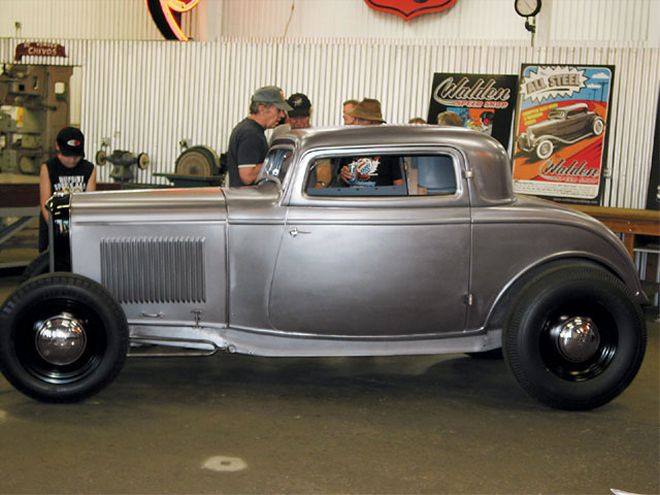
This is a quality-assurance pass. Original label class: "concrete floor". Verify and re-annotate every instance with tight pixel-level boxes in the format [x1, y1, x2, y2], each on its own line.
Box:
[0, 268, 658, 493]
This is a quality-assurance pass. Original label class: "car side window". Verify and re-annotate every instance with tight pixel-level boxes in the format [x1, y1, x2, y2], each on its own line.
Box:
[305, 153, 457, 198]
[405, 155, 457, 196]
[305, 154, 408, 197]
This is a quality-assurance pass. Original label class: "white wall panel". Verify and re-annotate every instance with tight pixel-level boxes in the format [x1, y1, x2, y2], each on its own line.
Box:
[217, 0, 660, 47]
[0, 0, 165, 40]
[549, 0, 656, 45]
[1, 0, 657, 46]
[1, 38, 658, 209]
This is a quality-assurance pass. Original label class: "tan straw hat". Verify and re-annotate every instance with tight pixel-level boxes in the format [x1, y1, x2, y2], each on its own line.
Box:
[348, 98, 385, 123]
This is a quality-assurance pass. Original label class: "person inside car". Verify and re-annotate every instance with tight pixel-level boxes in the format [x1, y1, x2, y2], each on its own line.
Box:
[336, 98, 403, 187]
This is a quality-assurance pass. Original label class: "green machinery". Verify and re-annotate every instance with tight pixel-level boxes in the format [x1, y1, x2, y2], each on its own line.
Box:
[0, 64, 72, 175]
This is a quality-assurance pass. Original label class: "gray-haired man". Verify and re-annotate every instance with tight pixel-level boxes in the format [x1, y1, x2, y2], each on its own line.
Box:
[226, 86, 292, 187]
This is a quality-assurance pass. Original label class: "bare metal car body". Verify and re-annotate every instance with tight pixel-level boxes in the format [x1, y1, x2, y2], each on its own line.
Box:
[0, 126, 647, 409]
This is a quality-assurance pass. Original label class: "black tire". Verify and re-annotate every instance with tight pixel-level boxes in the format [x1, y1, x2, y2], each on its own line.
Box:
[20, 251, 50, 282]
[466, 348, 503, 360]
[503, 265, 646, 410]
[0, 273, 129, 402]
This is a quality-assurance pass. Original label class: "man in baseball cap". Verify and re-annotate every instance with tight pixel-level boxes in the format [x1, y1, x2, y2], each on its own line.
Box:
[251, 85, 293, 112]
[286, 92, 312, 129]
[226, 85, 292, 187]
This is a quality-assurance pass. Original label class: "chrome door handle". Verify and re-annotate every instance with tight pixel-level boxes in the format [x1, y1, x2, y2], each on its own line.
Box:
[288, 228, 311, 238]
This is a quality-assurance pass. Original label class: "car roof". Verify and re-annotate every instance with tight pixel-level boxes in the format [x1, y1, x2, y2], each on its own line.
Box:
[273, 124, 508, 154]
[274, 124, 491, 151]
[272, 125, 514, 207]
[553, 103, 588, 112]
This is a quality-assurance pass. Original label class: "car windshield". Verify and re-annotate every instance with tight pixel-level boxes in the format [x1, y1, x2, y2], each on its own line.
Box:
[260, 147, 294, 182]
[547, 109, 564, 119]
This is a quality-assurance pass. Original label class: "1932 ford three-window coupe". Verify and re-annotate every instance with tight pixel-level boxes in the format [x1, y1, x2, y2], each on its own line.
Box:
[0, 126, 647, 409]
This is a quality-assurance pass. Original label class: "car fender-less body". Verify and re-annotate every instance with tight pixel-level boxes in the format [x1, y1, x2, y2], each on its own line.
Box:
[0, 126, 647, 409]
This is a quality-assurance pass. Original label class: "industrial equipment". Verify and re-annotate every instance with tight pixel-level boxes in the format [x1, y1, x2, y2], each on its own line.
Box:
[95, 147, 150, 183]
[0, 64, 72, 175]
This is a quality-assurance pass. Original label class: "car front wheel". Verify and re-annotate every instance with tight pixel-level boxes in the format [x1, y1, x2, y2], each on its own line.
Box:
[535, 139, 554, 160]
[503, 265, 646, 410]
[0, 273, 129, 402]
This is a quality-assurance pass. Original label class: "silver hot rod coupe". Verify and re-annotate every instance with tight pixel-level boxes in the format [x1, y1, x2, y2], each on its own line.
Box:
[0, 126, 647, 409]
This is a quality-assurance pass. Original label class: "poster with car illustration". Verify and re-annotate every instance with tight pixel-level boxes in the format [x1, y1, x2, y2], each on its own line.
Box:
[512, 64, 614, 203]
[426, 72, 518, 149]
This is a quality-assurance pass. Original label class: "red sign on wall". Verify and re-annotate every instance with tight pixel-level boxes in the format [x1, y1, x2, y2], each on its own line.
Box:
[15, 42, 67, 62]
[364, 0, 458, 20]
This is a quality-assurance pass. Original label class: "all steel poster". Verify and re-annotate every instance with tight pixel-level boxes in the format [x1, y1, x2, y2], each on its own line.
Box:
[426, 73, 518, 149]
[512, 64, 615, 203]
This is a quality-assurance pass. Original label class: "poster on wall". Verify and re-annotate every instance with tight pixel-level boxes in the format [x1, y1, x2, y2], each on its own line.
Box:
[512, 64, 615, 204]
[646, 84, 659, 210]
[426, 72, 518, 149]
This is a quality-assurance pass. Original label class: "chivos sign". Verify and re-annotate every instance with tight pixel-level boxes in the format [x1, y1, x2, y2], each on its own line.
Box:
[364, 0, 458, 20]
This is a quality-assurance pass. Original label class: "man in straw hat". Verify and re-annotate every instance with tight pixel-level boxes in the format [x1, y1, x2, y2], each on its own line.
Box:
[336, 98, 403, 187]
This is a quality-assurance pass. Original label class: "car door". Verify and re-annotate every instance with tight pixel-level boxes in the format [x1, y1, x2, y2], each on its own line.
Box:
[267, 148, 471, 337]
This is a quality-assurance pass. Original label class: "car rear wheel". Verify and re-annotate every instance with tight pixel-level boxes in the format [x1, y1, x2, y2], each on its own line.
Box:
[592, 117, 605, 136]
[503, 265, 646, 410]
[0, 273, 129, 402]
[535, 139, 554, 160]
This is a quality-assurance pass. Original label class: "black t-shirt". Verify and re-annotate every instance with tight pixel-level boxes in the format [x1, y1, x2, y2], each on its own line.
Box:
[46, 156, 94, 194]
[338, 155, 402, 187]
[38, 156, 94, 251]
[226, 118, 268, 187]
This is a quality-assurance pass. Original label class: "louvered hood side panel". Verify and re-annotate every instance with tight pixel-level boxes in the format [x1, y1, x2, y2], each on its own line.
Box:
[100, 236, 206, 304]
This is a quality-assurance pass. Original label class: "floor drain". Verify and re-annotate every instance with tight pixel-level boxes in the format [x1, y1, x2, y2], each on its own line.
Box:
[202, 456, 247, 472]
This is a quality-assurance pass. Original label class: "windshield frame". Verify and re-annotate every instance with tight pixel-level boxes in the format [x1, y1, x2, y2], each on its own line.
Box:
[257, 144, 296, 185]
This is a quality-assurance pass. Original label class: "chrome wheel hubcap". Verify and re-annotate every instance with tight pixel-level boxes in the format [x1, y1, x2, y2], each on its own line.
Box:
[551, 315, 600, 363]
[35, 313, 87, 366]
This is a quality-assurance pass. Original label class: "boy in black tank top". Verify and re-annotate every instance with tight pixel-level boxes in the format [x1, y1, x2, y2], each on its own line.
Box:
[38, 127, 96, 252]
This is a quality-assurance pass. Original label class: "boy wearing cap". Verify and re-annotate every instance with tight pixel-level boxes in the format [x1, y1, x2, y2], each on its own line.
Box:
[226, 85, 292, 187]
[39, 127, 96, 252]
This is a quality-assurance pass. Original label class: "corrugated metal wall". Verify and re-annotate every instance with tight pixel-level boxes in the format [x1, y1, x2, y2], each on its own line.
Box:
[1, 37, 658, 209]
[549, 0, 656, 45]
